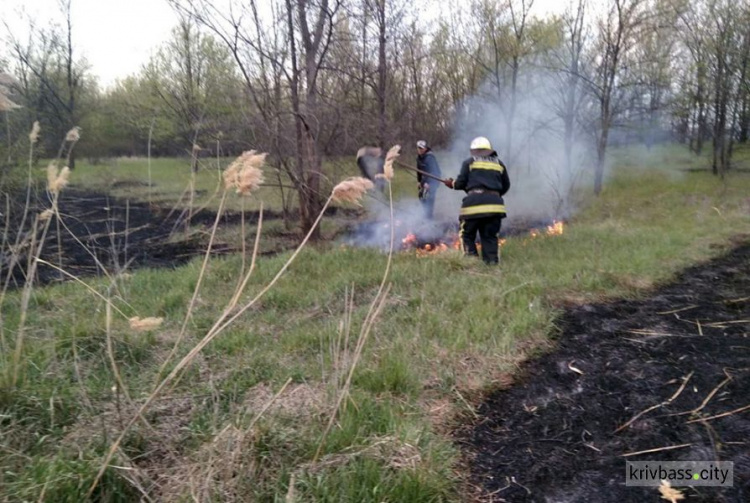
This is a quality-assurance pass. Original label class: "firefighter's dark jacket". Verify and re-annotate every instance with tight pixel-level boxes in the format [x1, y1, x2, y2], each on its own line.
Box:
[453, 152, 510, 219]
[416, 151, 441, 193]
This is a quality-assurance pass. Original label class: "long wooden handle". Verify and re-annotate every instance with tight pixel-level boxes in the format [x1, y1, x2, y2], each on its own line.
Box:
[394, 160, 447, 183]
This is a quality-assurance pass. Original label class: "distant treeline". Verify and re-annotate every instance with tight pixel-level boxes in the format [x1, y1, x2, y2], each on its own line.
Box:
[2, 0, 748, 230]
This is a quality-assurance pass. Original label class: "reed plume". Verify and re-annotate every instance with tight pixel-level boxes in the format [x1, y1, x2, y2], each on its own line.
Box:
[29, 121, 40, 144]
[332, 177, 374, 205]
[47, 166, 70, 194]
[65, 126, 81, 142]
[223, 150, 267, 195]
[381, 145, 400, 181]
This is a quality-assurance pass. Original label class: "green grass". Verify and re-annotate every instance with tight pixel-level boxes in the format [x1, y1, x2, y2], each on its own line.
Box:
[67, 155, 419, 213]
[2, 144, 750, 501]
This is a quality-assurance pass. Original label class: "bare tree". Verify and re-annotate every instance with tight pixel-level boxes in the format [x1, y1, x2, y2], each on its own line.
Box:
[587, 0, 651, 194]
[7, 0, 86, 167]
[171, 0, 341, 238]
[506, 0, 534, 155]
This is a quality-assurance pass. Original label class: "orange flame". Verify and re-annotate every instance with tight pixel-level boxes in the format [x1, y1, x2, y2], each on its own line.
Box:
[546, 220, 564, 235]
[400, 221, 564, 257]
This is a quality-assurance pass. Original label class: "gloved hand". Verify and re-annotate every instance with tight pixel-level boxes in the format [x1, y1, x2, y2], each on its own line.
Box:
[444, 178, 454, 189]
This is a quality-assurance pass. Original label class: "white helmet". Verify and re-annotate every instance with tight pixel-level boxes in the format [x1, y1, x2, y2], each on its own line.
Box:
[470, 136, 492, 150]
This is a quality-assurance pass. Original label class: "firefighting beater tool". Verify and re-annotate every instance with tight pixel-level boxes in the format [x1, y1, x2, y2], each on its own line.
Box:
[393, 160, 448, 184]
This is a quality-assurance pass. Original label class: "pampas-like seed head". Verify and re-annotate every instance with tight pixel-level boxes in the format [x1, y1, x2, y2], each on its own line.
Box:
[129, 316, 164, 332]
[382, 145, 400, 180]
[49, 166, 70, 194]
[332, 177, 374, 205]
[65, 126, 81, 142]
[223, 150, 266, 195]
[29, 121, 40, 144]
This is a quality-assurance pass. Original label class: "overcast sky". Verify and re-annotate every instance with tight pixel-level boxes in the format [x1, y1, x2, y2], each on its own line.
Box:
[1, 0, 569, 89]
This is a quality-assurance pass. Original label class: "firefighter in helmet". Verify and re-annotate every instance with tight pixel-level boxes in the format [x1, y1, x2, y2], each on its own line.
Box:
[443, 136, 510, 265]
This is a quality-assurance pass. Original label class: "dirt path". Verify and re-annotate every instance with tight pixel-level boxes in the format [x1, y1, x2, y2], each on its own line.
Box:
[464, 241, 750, 502]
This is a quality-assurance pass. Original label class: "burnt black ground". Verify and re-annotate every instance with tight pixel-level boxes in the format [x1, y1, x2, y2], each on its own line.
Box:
[1, 189, 334, 286]
[1, 189, 247, 286]
[463, 242, 750, 502]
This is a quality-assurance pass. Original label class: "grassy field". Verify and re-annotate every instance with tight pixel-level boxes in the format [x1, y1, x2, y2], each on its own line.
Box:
[67, 154, 421, 213]
[1, 144, 749, 501]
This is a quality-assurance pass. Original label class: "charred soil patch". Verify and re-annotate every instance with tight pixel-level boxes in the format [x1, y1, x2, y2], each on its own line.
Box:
[463, 242, 750, 502]
[1, 189, 296, 286]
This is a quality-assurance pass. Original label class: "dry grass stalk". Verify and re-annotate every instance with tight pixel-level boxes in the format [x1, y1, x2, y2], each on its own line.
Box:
[223, 150, 267, 195]
[658, 480, 685, 502]
[36, 260, 130, 318]
[620, 443, 692, 457]
[90, 191, 337, 495]
[227, 204, 264, 311]
[670, 370, 732, 417]
[38, 209, 54, 221]
[129, 316, 164, 332]
[4, 127, 80, 388]
[685, 403, 750, 424]
[331, 177, 374, 205]
[613, 371, 694, 433]
[315, 179, 396, 461]
[158, 191, 231, 378]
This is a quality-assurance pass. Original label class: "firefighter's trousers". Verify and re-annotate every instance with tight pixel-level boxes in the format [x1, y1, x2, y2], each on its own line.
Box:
[460, 216, 502, 264]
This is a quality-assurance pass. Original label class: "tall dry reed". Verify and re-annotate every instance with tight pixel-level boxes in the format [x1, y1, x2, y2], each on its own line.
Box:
[88, 174, 374, 496]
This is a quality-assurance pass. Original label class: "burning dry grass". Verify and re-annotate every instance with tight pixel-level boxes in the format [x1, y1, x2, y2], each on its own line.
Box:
[400, 221, 565, 257]
[223, 150, 267, 195]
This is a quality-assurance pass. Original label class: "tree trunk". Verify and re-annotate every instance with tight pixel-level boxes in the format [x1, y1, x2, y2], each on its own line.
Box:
[376, 0, 387, 148]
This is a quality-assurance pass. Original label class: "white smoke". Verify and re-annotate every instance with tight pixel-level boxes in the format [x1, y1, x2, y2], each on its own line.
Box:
[346, 70, 600, 249]
[438, 72, 597, 226]
[345, 195, 453, 250]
